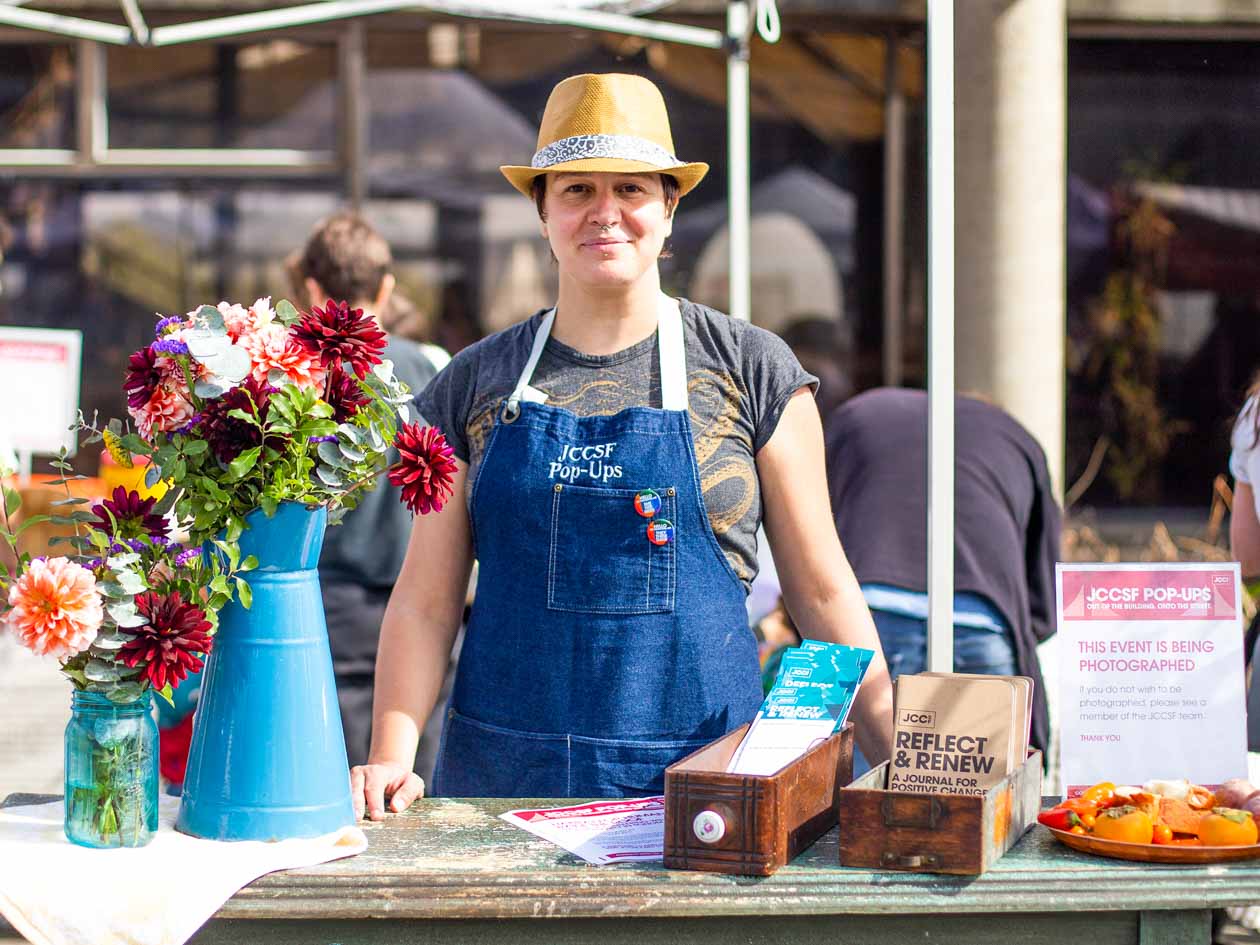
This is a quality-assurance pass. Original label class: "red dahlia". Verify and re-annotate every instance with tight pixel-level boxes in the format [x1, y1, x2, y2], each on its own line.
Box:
[90, 486, 168, 539]
[201, 376, 274, 464]
[389, 423, 457, 516]
[123, 345, 162, 410]
[119, 591, 213, 691]
[324, 365, 371, 423]
[293, 300, 387, 379]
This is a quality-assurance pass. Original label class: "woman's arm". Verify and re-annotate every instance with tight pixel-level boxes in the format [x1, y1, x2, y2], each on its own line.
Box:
[351, 462, 474, 819]
[757, 389, 895, 766]
[1231, 482, 1260, 580]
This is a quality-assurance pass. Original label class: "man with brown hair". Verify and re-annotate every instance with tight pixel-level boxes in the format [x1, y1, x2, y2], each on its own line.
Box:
[291, 211, 440, 768]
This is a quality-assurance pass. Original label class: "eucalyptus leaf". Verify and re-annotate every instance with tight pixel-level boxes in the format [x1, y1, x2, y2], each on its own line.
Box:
[397, 403, 411, 424]
[91, 629, 135, 650]
[267, 368, 291, 386]
[194, 376, 231, 399]
[315, 465, 345, 488]
[105, 551, 141, 569]
[338, 441, 367, 463]
[116, 571, 147, 596]
[367, 424, 386, 452]
[104, 604, 147, 629]
[84, 660, 122, 683]
[145, 464, 162, 489]
[196, 305, 226, 332]
[317, 441, 347, 468]
[183, 329, 234, 361]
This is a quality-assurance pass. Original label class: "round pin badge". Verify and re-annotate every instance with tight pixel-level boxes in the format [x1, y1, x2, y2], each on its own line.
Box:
[634, 489, 661, 518]
[646, 519, 675, 546]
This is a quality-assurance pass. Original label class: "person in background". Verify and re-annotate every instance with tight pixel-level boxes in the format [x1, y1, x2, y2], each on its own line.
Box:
[1228, 379, 1260, 752]
[291, 212, 440, 768]
[824, 387, 1061, 767]
[778, 316, 853, 422]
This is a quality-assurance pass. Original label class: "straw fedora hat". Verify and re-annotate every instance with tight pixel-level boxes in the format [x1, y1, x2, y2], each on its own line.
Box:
[500, 73, 709, 199]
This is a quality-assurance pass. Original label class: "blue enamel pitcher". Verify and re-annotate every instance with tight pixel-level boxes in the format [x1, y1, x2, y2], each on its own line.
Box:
[176, 502, 354, 840]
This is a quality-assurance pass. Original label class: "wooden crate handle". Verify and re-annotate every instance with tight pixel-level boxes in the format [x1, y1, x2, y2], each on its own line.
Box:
[880, 795, 944, 829]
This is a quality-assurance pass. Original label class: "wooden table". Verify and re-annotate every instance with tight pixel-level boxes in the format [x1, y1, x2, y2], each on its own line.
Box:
[6, 794, 1259, 944]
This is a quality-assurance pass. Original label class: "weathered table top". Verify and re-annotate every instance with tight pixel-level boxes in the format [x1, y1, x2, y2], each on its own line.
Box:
[5, 793, 1258, 945]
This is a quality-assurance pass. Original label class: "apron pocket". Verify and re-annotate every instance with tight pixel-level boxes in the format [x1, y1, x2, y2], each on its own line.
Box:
[433, 709, 570, 798]
[569, 733, 712, 797]
[547, 483, 676, 615]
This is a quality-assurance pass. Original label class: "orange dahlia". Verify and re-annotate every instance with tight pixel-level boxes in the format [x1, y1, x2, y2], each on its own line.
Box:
[6, 557, 104, 659]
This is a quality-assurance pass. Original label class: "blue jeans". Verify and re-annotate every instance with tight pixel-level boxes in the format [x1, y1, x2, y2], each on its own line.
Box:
[853, 609, 1018, 777]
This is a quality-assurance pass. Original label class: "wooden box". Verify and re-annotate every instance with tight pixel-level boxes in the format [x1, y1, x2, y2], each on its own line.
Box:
[837, 749, 1042, 875]
[663, 722, 853, 876]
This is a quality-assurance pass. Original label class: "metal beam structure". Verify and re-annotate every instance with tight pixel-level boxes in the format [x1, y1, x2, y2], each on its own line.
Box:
[925, 0, 954, 673]
[881, 28, 904, 387]
[726, 0, 751, 323]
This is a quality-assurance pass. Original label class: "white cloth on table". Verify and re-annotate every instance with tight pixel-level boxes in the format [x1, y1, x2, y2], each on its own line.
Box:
[0, 796, 366, 945]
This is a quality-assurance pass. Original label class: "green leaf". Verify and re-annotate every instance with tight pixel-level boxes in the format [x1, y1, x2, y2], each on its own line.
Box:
[275, 299, 300, 325]
[239, 555, 258, 572]
[13, 514, 52, 536]
[50, 496, 90, 506]
[259, 494, 280, 518]
[119, 434, 150, 455]
[213, 539, 241, 572]
[235, 576, 253, 610]
[155, 684, 175, 708]
[226, 447, 261, 482]
[184, 440, 209, 456]
[226, 408, 260, 427]
[3, 486, 20, 518]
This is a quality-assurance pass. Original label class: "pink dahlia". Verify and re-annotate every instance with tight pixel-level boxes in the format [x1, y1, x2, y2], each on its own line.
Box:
[389, 423, 457, 516]
[240, 322, 326, 389]
[131, 383, 196, 440]
[6, 557, 104, 659]
[216, 297, 274, 343]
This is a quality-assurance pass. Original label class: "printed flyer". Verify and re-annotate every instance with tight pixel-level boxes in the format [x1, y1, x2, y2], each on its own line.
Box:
[1057, 562, 1247, 792]
[499, 797, 664, 866]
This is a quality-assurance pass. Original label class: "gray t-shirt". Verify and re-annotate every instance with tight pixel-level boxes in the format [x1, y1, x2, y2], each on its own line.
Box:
[417, 299, 816, 591]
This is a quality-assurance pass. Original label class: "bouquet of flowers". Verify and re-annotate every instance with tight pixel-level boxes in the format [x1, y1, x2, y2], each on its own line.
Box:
[1, 470, 226, 846]
[106, 296, 458, 551]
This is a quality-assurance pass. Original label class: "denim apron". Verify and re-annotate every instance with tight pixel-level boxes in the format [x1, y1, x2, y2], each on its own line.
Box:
[432, 295, 763, 797]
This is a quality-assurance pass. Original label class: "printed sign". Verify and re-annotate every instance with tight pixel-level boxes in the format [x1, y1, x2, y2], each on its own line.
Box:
[1057, 562, 1246, 792]
[499, 797, 664, 865]
[0, 327, 82, 457]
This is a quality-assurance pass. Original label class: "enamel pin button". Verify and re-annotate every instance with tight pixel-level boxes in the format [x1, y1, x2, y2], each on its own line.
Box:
[647, 519, 674, 546]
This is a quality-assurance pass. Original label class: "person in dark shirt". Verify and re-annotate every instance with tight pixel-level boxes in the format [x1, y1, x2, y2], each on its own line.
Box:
[290, 212, 439, 767]
[824, 387, 1061, 761]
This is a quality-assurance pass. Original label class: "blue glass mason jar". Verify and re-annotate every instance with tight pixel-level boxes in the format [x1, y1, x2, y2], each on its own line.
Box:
[64, 691, 159, 848]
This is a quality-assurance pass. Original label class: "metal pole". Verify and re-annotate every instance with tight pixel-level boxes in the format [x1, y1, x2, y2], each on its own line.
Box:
[117, 0, 149, 46]
[339, 20, 367, 208]
[726, 0, 751, 323]
[149, 0, 723, 49]
[76, 39, 106, 165]
[882, 30, 905, 388]
[0, 6, 131, 44]
[926, 0, 954, 672]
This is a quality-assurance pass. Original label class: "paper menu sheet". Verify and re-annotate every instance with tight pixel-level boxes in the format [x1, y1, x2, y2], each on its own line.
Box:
[499, 797, 664, 866]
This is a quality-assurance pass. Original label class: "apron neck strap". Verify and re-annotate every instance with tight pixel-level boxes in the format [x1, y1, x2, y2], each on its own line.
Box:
[506, 294, 688, 416]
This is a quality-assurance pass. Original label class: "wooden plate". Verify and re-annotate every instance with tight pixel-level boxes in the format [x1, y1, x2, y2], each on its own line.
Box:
[1047, 826, 1260, 864]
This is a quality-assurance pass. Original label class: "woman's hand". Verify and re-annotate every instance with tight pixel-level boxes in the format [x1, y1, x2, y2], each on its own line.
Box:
[350, 762, 426, 821]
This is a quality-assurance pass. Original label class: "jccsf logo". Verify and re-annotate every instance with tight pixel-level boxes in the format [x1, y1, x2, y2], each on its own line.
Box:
[548, 441, 624, 484]
[898, 710, 936, 728]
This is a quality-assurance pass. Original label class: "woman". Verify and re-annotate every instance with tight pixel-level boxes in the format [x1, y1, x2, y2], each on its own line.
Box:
[352, 73, 893, 815]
